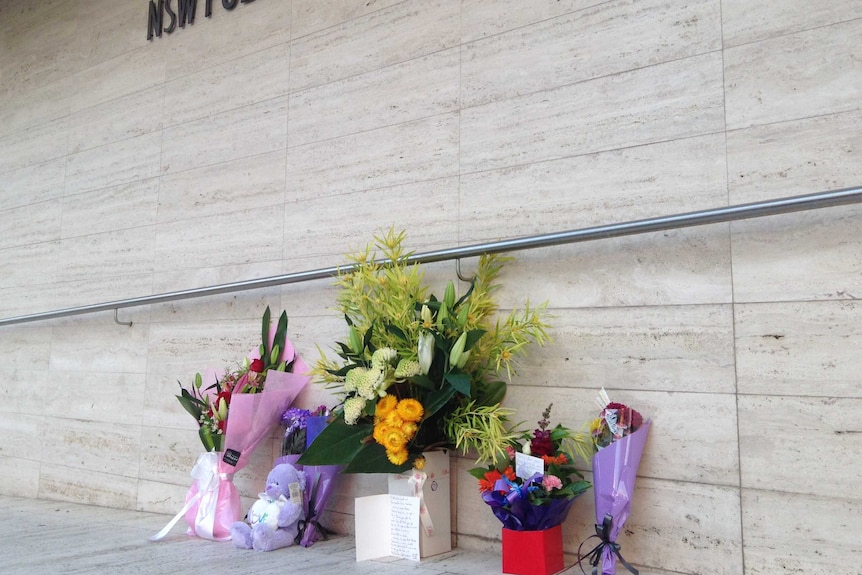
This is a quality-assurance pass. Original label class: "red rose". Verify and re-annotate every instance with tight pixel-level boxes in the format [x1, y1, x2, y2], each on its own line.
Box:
[250, 358, 265, 373]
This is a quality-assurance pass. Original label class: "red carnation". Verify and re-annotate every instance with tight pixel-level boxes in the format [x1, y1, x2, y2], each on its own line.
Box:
[250, 358, 265, 373]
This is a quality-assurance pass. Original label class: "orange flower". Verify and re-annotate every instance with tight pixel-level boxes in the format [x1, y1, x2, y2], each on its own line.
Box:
[541, 453, 568, 466]
[396, 398, 424, 423]
[381, 427, 408, 452]
[375, 395, 398, 419]
[386, 448, 409, 466]
[478, 466, 516, 493]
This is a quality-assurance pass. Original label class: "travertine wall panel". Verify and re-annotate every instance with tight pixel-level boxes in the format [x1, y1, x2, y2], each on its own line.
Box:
[460, 0, 605, 42]
[286, 112, 460, 199]
[741, 490, 862, 574]
[160, 98, 289, 174]
[721, 0, 862, 47]
[154, 205, 285, 271]
[60, 178, 160, 238]
[724, 19, 862, 129]
[517, 305, 736, 394]
[739, 395, 862, 498]
[0, 158, 66, 211]
[461, 0, 721, 107]
[461, 53, 725, 173]
[0, 117, 68, 174]
[63, 131, 162, 196]
[289, 0, 459, 91]
[1, 1, 860, 573]
[489, 229, 732, 308]
[163, 43, 290, 127]
[288, 48, 460, 147]
[67, 85, 165, 155]
[736, 301, 862, 397]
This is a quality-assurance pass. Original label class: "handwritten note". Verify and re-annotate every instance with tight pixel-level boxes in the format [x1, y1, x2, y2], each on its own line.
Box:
[515, 452, 545, 481]
[390, 495, 420, 561]
[354, 494, 420, 562]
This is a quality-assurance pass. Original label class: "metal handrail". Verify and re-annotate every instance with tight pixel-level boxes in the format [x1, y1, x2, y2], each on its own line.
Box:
[2, 186, 861, 327]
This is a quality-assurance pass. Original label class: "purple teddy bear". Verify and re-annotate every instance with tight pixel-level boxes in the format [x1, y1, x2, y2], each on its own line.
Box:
[230, 463, 305, 552]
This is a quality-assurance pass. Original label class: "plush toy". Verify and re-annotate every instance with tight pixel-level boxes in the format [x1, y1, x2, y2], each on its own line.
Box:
[230, 462, 306, 552]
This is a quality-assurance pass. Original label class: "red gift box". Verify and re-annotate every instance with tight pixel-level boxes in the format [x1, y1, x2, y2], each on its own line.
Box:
[502, 525, 565, 575]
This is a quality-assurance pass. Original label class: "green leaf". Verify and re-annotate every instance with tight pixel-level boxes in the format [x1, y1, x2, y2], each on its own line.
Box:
[476, 380, 507, 406]
[298, 414, 372, 466]
[176, 389, 203, 420]
[464, 328, 486, 351]
[444, 371, 472, 396]
[329, 363, 363, 377]
[261, 306, 272, 357]
[273, 310, 288, 365]
[384, 322, 408, 342]
[454, 279, 476, 309]
[363, 323, 375, 354]
[342, 442, 411, 474]
[199, 427, 215, 452]
[467, 467, 490, 481]
[424, 385, 457, 419]
[409, 374, 436, 390]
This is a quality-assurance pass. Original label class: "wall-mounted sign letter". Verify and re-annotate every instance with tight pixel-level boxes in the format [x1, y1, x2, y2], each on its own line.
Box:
[178, 0, 197, 27]
[147, 0, 163, 40]
[164, 0, 177, 33]
[222, 0, 239, 10]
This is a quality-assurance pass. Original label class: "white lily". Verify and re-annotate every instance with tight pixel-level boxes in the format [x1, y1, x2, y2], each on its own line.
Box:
[418, 331, 435, 375]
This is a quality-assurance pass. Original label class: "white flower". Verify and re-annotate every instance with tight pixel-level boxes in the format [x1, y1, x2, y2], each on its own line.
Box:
[343, 396, 367, 425]
[522, 442, 531, 455]
[418, 332, 434, 375]
[356, 368, 383, 400]
[371, 347, 398, 370]
[344, 367, 367, 393]
[395, 359, 420, 379]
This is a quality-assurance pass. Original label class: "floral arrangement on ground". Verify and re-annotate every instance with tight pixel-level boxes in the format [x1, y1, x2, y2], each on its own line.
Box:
[299, 229, 552, 473]
[470, 403, 591, 531]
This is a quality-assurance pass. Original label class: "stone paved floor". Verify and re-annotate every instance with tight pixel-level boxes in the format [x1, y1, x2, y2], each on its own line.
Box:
[0, 495, 661, 575]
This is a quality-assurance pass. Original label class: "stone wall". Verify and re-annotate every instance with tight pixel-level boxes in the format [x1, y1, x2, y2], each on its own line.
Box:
[1, 1, 861, 572]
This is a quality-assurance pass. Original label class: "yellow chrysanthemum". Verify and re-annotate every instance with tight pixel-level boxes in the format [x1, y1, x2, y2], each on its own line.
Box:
[387, 448, 409, 466]
[413, 457, 426, 470]
[385, 410, 404, 429]
[401, 421, 418, 439]
[372, 422, 389, 444]
[396, 398, 424, 423]
[375, 395, 398, 419]
[381, 428, 408, 452]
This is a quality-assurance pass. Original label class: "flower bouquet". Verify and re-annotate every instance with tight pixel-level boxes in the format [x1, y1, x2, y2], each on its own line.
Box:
[278, 405, 342, 547]
[577, 389, 650, 575]
[299, 229, 551, 558]
[471, 404, 591, 575]
[150, 307, 310, 542]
